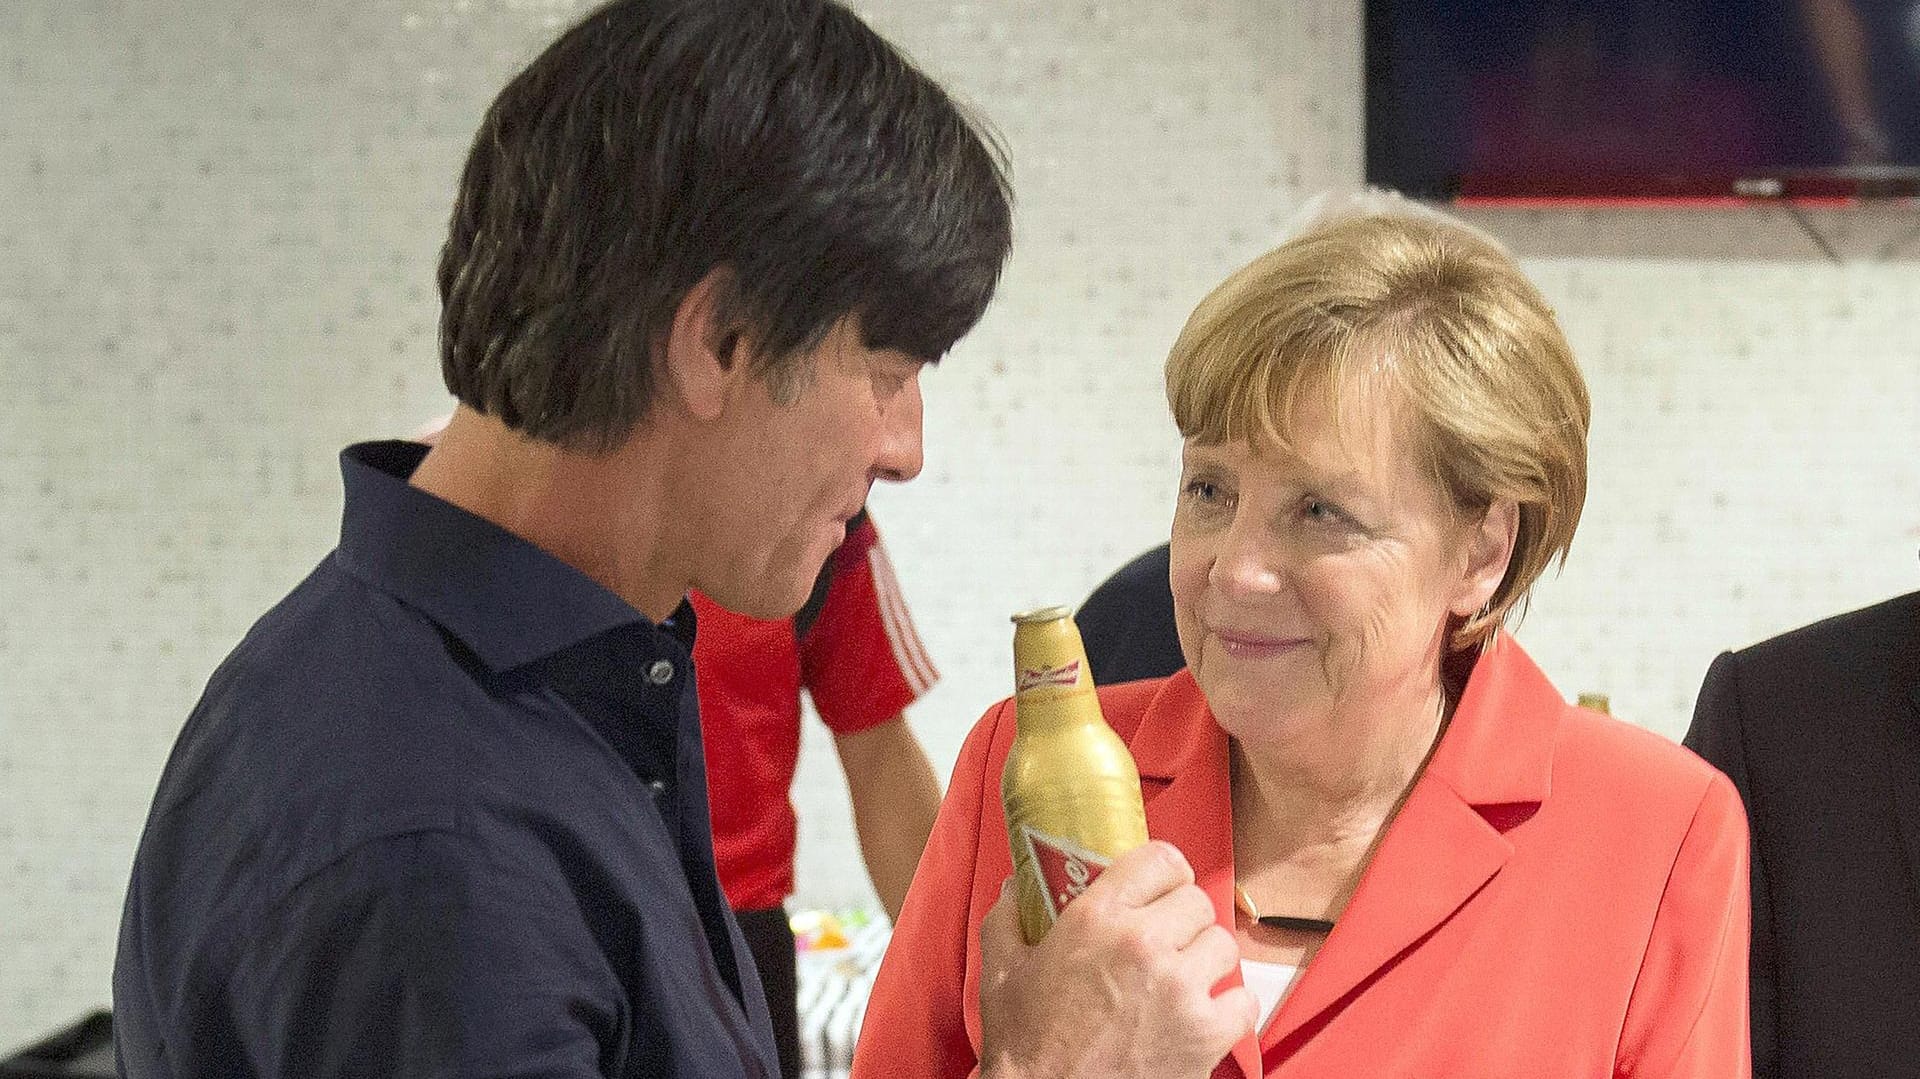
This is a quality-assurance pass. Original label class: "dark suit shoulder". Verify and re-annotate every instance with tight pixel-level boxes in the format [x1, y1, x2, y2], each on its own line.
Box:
[1718, 591, 1920, 718]
[1691, 590, 1920, 790]
[1736, 590, 1920, 670]
[1694, 594, 1920, 1072]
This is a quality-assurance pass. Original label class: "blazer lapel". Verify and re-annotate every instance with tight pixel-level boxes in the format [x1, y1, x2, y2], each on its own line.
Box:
[1120, 638, 1562, 1073]
[1263, 633, 1560, 1059]
[1261, 777, 1511, 1053]
[1129, 673, 1262, 1079]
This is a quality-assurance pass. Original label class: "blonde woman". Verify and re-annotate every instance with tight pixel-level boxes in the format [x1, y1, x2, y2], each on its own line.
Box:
[853, 203, 1749, 1078]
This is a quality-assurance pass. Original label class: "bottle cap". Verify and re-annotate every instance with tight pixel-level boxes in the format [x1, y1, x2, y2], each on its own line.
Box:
[1010, 605, 1073, 625]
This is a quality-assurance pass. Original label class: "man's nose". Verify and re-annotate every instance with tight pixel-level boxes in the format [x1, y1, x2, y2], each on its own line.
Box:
[872, 375, 924, 483]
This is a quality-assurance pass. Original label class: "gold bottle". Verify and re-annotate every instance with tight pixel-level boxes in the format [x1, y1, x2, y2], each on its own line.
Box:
[1002, 606, 1150, 943]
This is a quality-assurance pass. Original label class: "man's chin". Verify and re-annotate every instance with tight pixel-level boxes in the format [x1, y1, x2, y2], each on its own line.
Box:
[707, 567, 825, 622]
[702, 592, 789, 623]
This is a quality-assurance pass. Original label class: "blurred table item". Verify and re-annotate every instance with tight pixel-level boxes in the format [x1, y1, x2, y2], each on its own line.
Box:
[793, 909, 891, 1079]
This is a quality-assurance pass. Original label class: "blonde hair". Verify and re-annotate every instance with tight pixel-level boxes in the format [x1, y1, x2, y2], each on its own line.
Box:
[1165, 195, 1589, 649]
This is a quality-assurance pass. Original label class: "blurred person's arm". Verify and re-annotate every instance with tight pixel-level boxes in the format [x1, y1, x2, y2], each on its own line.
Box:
[802, 511, 941, 920]
[834, 715, 941, 921]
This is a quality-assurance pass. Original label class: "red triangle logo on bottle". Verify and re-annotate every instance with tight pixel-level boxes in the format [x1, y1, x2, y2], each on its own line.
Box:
[1021, 826, 1113, 921]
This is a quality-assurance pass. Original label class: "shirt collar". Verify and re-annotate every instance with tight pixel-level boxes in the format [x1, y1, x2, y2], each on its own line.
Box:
[331, 440, 692, 671]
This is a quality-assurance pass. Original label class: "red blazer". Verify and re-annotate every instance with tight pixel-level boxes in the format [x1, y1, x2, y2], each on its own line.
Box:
[853, 634, 1751, 1077]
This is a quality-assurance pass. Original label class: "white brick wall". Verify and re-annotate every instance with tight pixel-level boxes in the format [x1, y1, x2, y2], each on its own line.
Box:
[5, 0, 1916, 1048]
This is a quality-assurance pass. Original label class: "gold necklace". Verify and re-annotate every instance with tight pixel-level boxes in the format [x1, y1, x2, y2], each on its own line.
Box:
[1233, 883, 1335, 934]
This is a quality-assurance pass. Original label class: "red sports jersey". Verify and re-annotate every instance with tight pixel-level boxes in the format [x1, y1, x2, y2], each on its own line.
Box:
[692, 513, 937, 910]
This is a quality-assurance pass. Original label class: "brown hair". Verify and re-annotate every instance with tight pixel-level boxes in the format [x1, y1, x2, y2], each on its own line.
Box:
[438, 0, 1013, 451]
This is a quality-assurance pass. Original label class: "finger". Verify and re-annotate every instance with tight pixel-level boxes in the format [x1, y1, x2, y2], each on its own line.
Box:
[1207, 983, 1262, 1047]
[977, 876, 1023, 985]
[1138, 881, 1221, 951]
[1178, 922, 1244, 988]
[1090, 840, 1193, 909]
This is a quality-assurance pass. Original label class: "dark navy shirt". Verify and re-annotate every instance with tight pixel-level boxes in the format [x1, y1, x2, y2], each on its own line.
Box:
[113, 441, 778, 1078]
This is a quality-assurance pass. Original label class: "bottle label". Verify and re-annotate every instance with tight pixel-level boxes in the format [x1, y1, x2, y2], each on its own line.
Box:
[1016, 659, 1081, 692]
[1019, 825, 1112, 920]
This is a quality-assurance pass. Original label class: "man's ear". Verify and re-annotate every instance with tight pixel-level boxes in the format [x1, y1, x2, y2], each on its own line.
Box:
[662, 268, 743, 422]
[1451, 499, 1519, 618]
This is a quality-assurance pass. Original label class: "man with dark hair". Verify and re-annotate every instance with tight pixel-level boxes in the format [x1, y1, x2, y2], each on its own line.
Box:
[113, 2, 1009, 1075]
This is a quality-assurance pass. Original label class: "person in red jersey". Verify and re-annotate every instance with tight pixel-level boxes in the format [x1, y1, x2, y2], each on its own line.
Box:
[693, 507, 942, 1079]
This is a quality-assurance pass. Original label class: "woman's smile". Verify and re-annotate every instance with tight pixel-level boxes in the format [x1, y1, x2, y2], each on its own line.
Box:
[1209, 628, 1311, 660]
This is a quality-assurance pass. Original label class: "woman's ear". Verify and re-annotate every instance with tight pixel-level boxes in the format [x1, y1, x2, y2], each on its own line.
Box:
[661, 268, 741, 422]
[1452, 499, 1519, 618]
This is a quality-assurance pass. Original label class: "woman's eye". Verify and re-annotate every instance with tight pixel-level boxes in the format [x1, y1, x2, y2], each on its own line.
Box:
[1179, 479, 1237, 520]
[1302, 497, 1345, 525]
[1183, 479, 1225, 503]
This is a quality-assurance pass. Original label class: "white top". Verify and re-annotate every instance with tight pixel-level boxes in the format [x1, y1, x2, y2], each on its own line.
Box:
[1239, 958, 1301, 1030]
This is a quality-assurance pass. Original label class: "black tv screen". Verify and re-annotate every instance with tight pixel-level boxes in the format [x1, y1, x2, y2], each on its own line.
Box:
[1366, 0, 1920, 202]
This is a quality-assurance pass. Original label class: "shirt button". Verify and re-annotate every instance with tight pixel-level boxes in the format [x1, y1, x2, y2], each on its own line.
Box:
[647, 779, 669, 795]
[646, 659, 675, 685]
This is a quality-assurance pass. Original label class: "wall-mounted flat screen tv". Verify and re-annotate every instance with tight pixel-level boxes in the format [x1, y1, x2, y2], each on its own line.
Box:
[1366, 1, 1920, 203]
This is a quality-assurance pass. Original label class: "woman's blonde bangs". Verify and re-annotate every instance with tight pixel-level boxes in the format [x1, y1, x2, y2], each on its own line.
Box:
[1165, 246, 1364, 454]
[1162, 205, 1591, 651]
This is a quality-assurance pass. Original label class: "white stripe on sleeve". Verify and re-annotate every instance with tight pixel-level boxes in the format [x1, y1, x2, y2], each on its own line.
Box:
[867, 542, 937, 697]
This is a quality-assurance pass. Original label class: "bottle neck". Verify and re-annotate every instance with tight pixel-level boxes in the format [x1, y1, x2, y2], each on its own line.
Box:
[1012, 690, 1104, 732]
